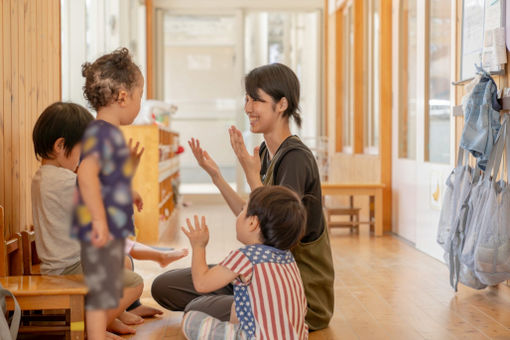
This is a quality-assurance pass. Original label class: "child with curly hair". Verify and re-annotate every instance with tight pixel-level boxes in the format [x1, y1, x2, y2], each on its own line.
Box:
[72, 48, 146, 340]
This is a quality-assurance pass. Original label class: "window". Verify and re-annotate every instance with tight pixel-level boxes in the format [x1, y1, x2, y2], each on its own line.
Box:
[426, 0, 451, 163]
[365, 0, 380, 154]
[61, 0, 146, 107]
[399, 0, 417, 159]
[342, 4, 354, 152]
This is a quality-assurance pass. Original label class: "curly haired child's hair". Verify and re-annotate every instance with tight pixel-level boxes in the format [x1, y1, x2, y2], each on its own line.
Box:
[247, 186, 306, 250]
[81, 47, 142, 111]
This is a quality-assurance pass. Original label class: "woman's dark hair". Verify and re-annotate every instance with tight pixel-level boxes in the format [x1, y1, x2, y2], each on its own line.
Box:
[245, 63, 302, 128]
[81, 47, 142, 111]
[32, 102, 94, 160]
[247, 186, 306, 250]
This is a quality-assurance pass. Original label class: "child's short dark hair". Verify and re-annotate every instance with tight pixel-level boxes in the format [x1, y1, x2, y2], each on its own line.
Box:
[247, 186, 306, 250]
[32, 102, 94, 160]
[81, 47, 142, 111]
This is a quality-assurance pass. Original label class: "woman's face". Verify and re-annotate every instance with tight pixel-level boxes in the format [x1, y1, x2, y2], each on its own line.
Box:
[244, 89, 280, 134]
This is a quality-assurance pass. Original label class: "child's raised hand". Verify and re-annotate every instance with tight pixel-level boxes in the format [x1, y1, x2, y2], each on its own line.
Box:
[132, 190, 143, 212]
[128, 138, 145, 172]
[181, 215, 209, 248]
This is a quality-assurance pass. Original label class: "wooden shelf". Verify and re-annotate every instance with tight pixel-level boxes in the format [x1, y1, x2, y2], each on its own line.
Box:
[120, 125, 180, 244]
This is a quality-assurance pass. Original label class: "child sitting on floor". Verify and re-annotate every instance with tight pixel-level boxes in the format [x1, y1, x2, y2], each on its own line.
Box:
[31, 101, 187, 339]
[181, 185, 308, 340]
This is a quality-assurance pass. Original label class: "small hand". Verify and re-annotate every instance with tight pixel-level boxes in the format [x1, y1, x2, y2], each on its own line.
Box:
[181, 215, 209, 248]
[228, 126, 261, 175]
[188, 138, 221, 180]
[132, 190, 143, 212]
[91, 219, 109, 248]
[128, 139, 145, 172]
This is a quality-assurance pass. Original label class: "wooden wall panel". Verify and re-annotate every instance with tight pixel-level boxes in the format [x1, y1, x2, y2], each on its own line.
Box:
[3, 0, 13, 237]
[0, 2, 4, 225]
[0, 0, 61, 239]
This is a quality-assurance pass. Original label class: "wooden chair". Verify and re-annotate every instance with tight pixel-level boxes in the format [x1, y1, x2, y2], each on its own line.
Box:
[0, 205, 88, 340]
[21, 228, 41, 275]
[323, 195, 361, 232]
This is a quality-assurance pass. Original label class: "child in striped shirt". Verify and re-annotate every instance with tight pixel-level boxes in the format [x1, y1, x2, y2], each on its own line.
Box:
[181, 185, 308, 340]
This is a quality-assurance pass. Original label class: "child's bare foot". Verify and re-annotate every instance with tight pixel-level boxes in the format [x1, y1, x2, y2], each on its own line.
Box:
[107, 318, 136, 335]
[158, 248, 189, 267]
[118, 311, 144, 325]
[106, 331, 124, 340]
[130, 304, 164, 318]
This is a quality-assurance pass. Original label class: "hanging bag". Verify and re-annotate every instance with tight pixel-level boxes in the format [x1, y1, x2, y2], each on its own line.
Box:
[474, 118, 510, 285]
[0, 282, 21, 340]
[437, 147, 474, 252]
[437, 140, 486, 290]
[458, 117, 508, 289]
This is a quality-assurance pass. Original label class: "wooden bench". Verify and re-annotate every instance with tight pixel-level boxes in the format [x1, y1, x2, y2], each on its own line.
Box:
[0, 205, 88, 339]
[321, 183, 385, 236]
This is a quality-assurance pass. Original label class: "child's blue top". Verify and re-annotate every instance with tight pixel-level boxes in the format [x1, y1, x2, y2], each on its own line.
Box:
[72, 120, 135, 241]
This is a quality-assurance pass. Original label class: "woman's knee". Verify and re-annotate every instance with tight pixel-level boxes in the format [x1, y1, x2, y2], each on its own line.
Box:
[151, 269, 191, 310]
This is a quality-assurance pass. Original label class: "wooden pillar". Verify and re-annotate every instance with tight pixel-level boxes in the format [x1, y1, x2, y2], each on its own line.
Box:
[379, 0, 392, 231]
[335, 8, 344, 152]
[353, 0, 364, 154]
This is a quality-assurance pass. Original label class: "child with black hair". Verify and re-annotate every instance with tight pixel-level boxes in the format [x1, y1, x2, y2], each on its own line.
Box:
[181, 185, 308, 340]
[31, 101, 188, 339]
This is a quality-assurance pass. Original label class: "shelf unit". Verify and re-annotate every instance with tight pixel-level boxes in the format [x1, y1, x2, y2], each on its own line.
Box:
[120, 125, 180, 244]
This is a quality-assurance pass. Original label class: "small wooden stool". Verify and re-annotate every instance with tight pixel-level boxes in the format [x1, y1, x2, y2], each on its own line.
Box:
[324, 196, 361, 232]
[1, 275, 87, 340]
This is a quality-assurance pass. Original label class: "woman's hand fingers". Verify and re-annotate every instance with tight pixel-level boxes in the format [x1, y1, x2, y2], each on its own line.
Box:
[186, 218, 195, 233]
[194, 215, 201, 231]
[181, 226, 190, 238]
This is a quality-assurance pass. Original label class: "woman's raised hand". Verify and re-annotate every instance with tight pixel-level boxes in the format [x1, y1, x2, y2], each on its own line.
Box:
[228, 126, 261, 174]
[188, 138, 221, 180]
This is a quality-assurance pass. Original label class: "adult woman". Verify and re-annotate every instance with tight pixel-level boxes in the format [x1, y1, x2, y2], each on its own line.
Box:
[152, 63, 334, 330]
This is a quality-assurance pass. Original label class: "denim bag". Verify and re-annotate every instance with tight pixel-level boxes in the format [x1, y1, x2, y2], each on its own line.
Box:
[460, 69, 502, 171]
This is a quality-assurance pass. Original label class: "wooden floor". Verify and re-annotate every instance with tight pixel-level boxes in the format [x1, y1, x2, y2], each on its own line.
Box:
[114, 199, 510, 340]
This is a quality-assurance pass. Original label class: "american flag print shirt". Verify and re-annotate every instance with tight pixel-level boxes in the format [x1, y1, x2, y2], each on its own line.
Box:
[219, 244, 309, 340]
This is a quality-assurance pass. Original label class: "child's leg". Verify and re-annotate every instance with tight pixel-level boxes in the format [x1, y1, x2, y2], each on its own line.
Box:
[122, 254, 163, 318]
[86, 310, 108, 340]
[181, 311, 248, 340]
[129, 241, 188, 267]
[106, 281, 144, 331]
[106, 268, 144, 332]
[81, 239, 126, 338]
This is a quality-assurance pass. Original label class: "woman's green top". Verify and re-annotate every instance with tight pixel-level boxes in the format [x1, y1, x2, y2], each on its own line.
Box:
[260, 136, 334, 331]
